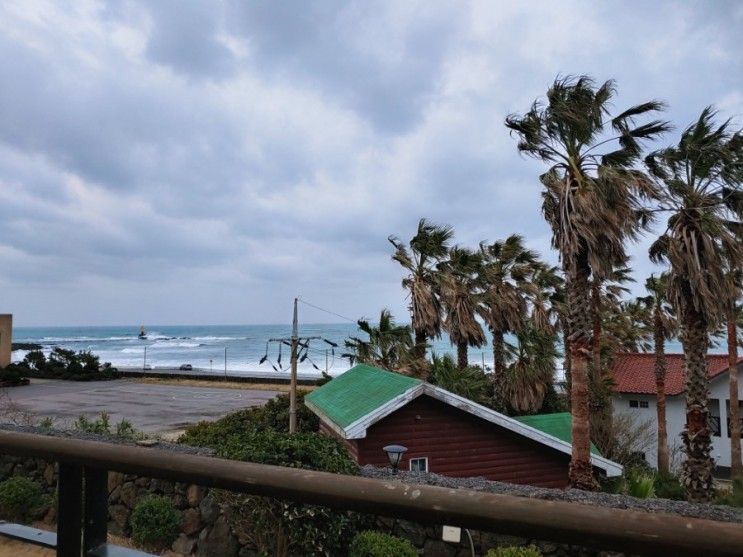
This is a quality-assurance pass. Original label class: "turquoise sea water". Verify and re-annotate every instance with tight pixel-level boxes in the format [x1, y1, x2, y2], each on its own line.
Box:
[11, 324, 702, 378]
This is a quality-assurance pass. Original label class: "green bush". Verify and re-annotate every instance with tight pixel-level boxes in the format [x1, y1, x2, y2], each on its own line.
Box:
[0, 364, 28, 385]
[654, 473, 685, 500]
[178, 390, 319, 447]
[74, 413, 143, 440]
[625, 470, 655, 499]
[130, 495, 180, 550]
[486, 546, 542, 557]
[215, 431, 367, 556]
[20, 348, 120, 381]
[349, 531, 417, 557]
[0, 476, 47, 522]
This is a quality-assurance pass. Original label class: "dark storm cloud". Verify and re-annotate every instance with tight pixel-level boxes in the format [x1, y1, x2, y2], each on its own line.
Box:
[0, 0, 741, 325]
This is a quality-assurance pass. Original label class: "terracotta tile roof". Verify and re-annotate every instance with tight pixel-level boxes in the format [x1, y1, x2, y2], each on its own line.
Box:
[611, 353, 743, 395]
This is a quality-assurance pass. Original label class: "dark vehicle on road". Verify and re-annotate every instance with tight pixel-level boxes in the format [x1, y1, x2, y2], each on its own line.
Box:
[179, 364, 193, 371]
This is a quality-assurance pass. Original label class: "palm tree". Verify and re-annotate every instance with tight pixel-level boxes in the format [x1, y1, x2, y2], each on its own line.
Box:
[506, 76, 669, 489]
[343, 309, 415, 372]
[389, 219, 454, 359]
[478, 235, 540, 409]
[504, 324, 559, 415]
[639, 273, 677, 475]
[647, 107, 743, 501]
[438, 247, 486, 370]
[429, 353, 490, 405]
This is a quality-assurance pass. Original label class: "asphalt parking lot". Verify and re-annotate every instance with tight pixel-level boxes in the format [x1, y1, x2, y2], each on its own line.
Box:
[0, 379, 279, 434]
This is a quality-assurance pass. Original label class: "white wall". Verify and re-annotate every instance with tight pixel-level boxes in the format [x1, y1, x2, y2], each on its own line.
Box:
[612, 363, 743, 471]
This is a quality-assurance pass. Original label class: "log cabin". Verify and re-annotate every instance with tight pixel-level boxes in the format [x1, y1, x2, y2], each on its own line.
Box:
[305, 364, 622, 488]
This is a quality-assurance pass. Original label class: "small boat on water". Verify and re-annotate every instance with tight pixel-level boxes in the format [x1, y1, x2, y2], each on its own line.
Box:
[138, 326, 147, 340]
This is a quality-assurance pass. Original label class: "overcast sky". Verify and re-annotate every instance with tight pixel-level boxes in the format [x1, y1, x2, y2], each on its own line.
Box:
[1, 1, 741, 327]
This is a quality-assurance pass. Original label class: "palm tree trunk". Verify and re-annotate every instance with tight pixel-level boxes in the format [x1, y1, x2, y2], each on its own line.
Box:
[591, 280, 602, 377]
[457, 340, 468, 370]
[492, 328, 506, 411]
[589, 279, 613, 455]
[414, 329, 427, 361]
[567, 255, 595, 490]
[681, 307, 714, 502]
[563, 324, 572, 398]
[728, 312, 742, 478]
[654, 306, 669, 475]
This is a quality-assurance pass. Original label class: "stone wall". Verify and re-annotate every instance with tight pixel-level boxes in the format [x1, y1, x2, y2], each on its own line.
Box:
[0, 455, 624, 556]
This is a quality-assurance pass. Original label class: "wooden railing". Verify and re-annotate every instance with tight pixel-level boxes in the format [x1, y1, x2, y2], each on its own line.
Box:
[0, 430, 742, 557]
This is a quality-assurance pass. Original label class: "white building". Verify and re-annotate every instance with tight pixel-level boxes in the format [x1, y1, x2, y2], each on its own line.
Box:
[611, 353, 743, 475]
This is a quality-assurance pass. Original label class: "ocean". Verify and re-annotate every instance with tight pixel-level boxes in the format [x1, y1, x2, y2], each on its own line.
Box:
[10, 323, 491, 377]
[10, 324, 702, 379]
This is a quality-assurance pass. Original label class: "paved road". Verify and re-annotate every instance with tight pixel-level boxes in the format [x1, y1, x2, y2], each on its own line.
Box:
[0, 379, 279, 434]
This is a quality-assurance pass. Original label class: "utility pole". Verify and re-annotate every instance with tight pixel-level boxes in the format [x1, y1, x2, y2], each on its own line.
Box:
[143, 346, 147, 371]
[325, 349, 329, 373]
[290, 297, 299, 434]
[224, 347, 227, 379]
[266, 298, 320, 434]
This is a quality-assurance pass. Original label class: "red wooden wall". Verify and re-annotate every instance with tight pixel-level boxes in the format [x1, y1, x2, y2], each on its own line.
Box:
[321, 395, 570, 488]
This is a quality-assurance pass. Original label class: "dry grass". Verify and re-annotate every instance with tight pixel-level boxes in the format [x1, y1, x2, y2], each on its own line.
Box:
[0, 530, 152, 556]
[130, 377, 315, 392]
[0, 538, 54, 557]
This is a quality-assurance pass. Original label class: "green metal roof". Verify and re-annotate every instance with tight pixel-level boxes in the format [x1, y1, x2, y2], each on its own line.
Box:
[305, 364, 421, 429]
[514, 412, 600, 455]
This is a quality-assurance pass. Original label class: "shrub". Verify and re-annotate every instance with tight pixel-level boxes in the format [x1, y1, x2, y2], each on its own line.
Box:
[75, 412, 111, 435]
[654, 473, 685, 500]
[130, 496, 180, 550]
[625, 470, 655, 499]
[74, 413, 143, 440]
[0, 364, 28, 386]
[178, 390, 318, 447]
[486, 546, 542, 557]
[216, 431, 367, 556]
[21, 348, 120, 381]
[0, 477, 46, 522]
[349, 531, 417, 557]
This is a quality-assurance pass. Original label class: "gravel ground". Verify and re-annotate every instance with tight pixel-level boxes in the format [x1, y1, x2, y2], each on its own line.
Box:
[0, 423, 215, 456]
[361, 466, 743, 524]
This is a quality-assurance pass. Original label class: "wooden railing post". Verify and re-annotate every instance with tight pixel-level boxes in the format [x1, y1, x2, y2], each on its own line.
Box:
[83, 467, 109, 554]
[57, 463, 83, 557]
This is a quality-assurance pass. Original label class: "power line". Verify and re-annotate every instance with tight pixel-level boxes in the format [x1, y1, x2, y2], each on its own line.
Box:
[297, 298, 357, 323]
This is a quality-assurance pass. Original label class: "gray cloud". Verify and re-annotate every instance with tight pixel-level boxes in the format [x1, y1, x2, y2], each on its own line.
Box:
[0, 0, 741, 326]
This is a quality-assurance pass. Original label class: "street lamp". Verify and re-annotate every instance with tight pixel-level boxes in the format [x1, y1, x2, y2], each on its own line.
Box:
[383, 444, 407, 474]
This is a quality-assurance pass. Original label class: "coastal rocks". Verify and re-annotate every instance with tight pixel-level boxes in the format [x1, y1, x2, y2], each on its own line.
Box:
[195, 516, 239, 557]
[172, 534, 196, 555]
[186, 484, 205, 507]
[199, 493, 219, 525]
[181, 508, 202, 536]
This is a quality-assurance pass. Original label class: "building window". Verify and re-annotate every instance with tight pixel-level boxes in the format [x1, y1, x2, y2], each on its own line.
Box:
[409, 457, 428, 473]
[639, 400, 649, 408]
[629, 400, 638, 408]
[709, 416, 722, 437]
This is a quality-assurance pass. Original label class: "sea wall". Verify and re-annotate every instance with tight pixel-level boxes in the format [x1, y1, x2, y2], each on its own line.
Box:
[0, 454, 627, 556]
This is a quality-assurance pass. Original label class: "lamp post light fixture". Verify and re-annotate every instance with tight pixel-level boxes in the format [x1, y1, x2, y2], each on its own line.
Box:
[383, 444, 407, 474]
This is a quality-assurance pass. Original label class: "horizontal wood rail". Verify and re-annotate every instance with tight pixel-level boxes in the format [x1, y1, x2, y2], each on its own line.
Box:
[0, 430, 742, 556]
